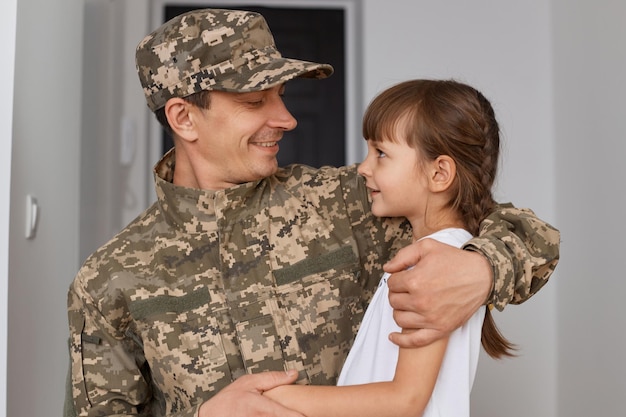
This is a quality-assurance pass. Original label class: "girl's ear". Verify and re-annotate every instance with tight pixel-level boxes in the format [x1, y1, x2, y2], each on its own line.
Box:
[429, 155, 456, 192]
[165, 98, 198, 143]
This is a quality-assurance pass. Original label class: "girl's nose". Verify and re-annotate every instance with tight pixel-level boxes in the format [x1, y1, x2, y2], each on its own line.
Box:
[357, 154, 372, 177]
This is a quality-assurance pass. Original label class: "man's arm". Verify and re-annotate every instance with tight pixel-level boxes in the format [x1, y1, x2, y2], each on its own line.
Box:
[463, 204, 560, 309]
[65, 278, 155, 416]
[384, 204, 560, 348]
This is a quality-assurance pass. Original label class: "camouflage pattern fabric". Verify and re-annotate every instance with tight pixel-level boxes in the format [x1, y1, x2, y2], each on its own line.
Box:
[135, 9, 333, 111]
[66, 150, 559, 417]
[464, 203, 560, 310]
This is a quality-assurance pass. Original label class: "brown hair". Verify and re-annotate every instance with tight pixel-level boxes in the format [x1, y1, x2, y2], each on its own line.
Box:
[363, 79, 515, 359]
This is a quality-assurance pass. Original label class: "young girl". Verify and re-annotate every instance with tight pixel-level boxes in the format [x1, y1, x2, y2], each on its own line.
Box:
[264, 79, 515, 417]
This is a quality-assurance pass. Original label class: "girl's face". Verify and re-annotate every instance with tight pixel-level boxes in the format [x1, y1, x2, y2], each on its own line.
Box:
[357, 130, 429, 225]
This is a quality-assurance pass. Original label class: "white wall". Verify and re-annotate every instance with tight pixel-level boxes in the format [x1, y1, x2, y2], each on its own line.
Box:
[7, 1, 83, 416]
[552, 1, 626, 416]
[0, 1, 17, 416]
[80, 0, 151, 262]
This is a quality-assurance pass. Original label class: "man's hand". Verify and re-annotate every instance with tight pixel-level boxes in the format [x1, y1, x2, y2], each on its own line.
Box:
[198, 370, 305, 417]
[384, 238, 492, 348]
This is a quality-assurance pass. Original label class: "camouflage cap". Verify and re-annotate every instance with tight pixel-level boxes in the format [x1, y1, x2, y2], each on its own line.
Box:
[136, 8, 334, 111]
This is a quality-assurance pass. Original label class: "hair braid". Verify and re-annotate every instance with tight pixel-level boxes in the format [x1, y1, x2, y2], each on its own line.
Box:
[473, 90, 516, 359]
[469, 89, 499, 234]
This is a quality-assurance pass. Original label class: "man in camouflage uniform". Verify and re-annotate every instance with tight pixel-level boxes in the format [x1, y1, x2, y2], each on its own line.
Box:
[65, 8, 560, 417]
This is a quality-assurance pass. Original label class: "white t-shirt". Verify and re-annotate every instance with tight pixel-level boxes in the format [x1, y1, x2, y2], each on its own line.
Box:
[337, 228, 485, 417]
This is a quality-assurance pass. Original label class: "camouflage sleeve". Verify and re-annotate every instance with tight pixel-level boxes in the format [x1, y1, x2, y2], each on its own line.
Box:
[66, 273, 200, 417]
[462, 203, 560, 311]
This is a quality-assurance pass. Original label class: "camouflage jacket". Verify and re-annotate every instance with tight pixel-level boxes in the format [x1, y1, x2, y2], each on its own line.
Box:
[66, 150, 559, 417]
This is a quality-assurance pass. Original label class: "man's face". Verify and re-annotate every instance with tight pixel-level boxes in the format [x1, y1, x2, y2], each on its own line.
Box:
[192, 84, 297, 189]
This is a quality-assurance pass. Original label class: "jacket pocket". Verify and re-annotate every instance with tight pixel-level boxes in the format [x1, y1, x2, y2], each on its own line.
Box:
[273, 246, 364, 385]
[130, 287, 233, 405]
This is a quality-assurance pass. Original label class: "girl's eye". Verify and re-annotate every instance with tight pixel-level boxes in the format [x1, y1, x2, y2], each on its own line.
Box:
[376, 149, 387, 158]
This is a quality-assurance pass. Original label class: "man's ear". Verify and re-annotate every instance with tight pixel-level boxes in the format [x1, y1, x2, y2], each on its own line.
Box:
[429, 155, 456, 192]
[165, 98, 197, 143]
